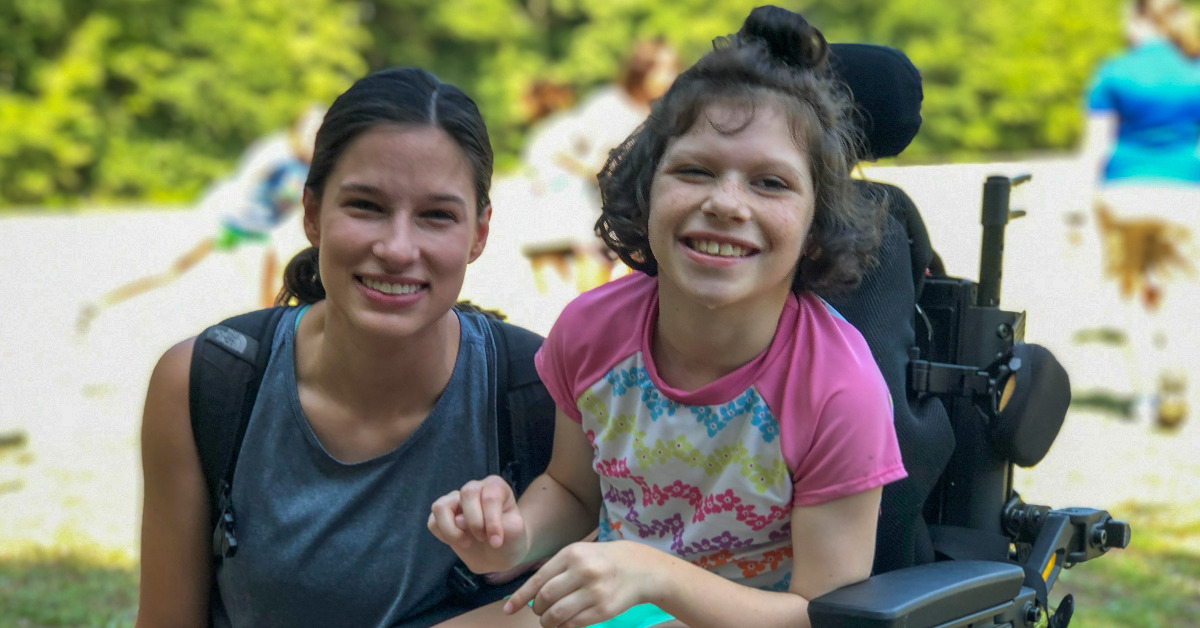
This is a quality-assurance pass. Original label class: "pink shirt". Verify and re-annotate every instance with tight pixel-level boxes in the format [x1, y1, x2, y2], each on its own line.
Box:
[535, 273, 906, 589]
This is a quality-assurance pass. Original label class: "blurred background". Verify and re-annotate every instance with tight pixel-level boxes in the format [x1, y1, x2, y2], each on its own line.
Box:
[1, 0, 1198, 625]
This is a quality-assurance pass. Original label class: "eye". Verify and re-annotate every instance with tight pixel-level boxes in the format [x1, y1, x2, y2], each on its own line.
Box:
[755, 176, 791, 191]
[421, 208, 458, 222]
[346, 198, 383, 212]
[673, 165, 712, 179]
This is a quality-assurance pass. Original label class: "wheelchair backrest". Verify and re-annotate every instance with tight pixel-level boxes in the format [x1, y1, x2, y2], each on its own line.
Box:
[824, 44, 1068, 574]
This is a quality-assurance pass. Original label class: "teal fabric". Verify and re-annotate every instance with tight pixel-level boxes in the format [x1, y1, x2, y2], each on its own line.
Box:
[293, 303, 310, 332]
[1088, 38, 1200, 184]
[589, 604, 676, 628]
[522, 600, 676, 628]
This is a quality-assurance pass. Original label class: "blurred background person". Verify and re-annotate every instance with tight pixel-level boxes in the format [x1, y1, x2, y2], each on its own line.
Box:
[76, 105, 326, 336]
[1080, 0, 1200, 428]
[517, 38, 679, 296]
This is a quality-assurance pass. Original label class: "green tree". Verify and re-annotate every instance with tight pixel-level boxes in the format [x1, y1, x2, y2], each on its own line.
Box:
[0, 0, 1148, 207]
[0, 0, 368, 207]
[365, 0, 770, 169]
[807, 0, 1127, 161]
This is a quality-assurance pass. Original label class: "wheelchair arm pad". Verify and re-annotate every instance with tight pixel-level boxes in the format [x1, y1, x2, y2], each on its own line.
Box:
[808, 560, 1025, 628]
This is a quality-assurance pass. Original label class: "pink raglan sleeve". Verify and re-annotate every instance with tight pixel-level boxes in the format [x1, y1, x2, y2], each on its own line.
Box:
[790, 367, 905, 507]
[533, 274, 656, 424]
[778, 303, 907, 507]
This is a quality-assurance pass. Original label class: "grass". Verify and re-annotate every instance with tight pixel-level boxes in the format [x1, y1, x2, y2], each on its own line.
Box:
[1053, 501, 1200, 627]
[0, 503, 1194, 627]
[0, 543, 137, 628]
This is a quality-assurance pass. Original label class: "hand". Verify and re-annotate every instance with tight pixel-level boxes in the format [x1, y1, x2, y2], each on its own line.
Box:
[428, 476, 530, 574]
[504, 540, 668, 628]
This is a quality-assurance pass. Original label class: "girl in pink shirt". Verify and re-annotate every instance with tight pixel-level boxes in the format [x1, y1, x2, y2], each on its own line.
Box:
[430, 7, 905, 628]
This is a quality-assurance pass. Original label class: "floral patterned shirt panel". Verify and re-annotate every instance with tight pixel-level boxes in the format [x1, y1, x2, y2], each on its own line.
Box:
[584, 352, 796, 590]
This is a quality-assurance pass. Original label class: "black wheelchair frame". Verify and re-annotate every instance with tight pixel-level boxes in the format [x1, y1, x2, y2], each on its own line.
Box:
[809, 174, 1131, 628]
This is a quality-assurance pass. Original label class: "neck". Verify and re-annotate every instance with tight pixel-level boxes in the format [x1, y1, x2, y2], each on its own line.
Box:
[652, 284, 790, 392]
[296, 301, 460, 423]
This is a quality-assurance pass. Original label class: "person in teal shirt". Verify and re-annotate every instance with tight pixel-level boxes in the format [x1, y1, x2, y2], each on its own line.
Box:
[1081, 0, 1200, 428]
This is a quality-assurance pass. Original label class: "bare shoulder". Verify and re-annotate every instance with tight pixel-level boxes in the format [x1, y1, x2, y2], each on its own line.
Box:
[153, 337, 197, 385]
[142, 337, 200, 450]
[137, 335, 212, 627]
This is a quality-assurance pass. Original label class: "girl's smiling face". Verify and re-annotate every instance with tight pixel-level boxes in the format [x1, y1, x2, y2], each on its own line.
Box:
[647, 99, 815, 313]
[303, 124, 489, 338]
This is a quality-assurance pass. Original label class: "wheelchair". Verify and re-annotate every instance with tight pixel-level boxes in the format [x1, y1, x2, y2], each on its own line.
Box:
[808, 44, 1131, 628]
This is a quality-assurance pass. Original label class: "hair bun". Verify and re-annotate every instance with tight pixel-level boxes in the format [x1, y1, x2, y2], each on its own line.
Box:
[737, 5, 829, 69]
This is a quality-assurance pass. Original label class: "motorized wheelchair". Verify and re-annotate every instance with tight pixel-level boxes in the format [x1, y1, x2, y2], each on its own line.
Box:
[808, 44, 1131, 628]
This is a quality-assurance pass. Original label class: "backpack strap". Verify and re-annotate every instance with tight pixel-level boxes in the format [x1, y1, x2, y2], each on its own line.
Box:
[447, 315, 557, 604]
[188, 306, 288, 560]
[487, 318, 556, 494]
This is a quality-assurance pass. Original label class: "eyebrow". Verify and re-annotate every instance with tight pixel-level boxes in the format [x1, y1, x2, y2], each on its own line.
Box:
[338, 182, 467, 206]
[664, 149, 808, 176]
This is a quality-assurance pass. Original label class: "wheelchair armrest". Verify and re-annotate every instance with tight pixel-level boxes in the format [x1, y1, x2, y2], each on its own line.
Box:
[808, 560, 1025, 628]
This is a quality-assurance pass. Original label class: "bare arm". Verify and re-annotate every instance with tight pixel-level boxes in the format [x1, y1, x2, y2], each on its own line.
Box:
[135, 338, 212, 628]
[515, 409, 603, 562]
[509, 487, 882, 628]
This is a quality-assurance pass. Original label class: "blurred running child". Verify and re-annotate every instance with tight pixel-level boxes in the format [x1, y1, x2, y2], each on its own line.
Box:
[77, 105, 325, 335]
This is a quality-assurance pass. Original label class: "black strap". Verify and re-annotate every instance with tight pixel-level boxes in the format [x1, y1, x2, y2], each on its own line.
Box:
[448, 316, 556, 602]
[188, 306, 287, 559]
[486, 318, 554, 493]
[490, 317, 515, 484]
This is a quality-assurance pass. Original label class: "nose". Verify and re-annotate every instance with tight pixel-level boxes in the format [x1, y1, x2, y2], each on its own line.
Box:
[372, 216, 419, 267]
[702, 176, 750, 222]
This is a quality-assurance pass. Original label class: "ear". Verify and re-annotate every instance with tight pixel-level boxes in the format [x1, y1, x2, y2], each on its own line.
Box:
[302, 187, 321, 248]
[468, 204, 492, 264]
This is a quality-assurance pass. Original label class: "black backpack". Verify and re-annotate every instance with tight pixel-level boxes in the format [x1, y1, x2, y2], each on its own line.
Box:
[187, 305, 556, 607]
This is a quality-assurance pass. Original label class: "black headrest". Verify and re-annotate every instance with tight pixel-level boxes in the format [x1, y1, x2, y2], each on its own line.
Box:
[829, 43, 924, 160]
[992, 343, 1071, 468]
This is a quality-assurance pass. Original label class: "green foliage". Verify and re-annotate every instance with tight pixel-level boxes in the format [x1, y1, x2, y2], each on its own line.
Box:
[807, 0, 1127, 161]
[0, 0, 1147, 207]
[1054, 501, 1200, 627]
[0, 0, 367, 207]
[0, 543, 137, 627]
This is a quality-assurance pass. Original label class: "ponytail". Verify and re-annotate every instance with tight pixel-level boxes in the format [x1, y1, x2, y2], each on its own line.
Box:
[1166, 9, 1200, 58]
[277, 246, 325, 306]
[1137, 0, 1200, 58]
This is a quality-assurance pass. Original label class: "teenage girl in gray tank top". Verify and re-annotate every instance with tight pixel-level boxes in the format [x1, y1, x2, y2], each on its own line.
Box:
[137, 68, 547, 628]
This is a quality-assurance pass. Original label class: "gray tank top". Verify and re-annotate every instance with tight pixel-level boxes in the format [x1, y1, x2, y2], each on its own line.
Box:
[213, 308, 499, 628]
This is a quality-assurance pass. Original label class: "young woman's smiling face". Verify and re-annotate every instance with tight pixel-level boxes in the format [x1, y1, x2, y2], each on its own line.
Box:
[303, 124, 489, 338]
[647, 99, 815, 313]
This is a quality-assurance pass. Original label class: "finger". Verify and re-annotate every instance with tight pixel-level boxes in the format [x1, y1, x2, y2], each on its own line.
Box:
[428, 491, 469, 548]
[458, 480, 488, 543]
[529, 568, 585, 617]
[537, 589, 595, 628]
[556, 604, 617, 628]
[504, 555, 566, 614]
[479, 479, 512, 548]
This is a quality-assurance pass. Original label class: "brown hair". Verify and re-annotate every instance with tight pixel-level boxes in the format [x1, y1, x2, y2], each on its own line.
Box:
[596, 6, 882, 295]
[1137, 0, 1200, 57]
[278, 68, 493, 305]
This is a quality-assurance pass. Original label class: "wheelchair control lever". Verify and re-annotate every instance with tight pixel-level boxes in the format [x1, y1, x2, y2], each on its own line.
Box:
[1098, 518, 1132, 551]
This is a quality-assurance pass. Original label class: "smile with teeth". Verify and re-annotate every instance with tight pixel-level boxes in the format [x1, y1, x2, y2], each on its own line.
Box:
[360, 276, 424, 295]
[685, 238, 753, 258]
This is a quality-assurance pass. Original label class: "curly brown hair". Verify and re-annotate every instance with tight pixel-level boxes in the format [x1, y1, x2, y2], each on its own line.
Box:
[596, 5, 882, 295]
